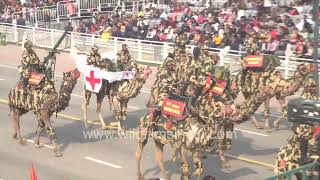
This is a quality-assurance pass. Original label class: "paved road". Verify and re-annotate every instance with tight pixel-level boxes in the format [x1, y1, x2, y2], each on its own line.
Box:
[0, 46, 296, 180]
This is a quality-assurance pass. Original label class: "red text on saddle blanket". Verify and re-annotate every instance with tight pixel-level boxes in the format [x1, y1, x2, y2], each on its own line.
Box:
[313, 127, 320, 139]
[28, 73, 44, 86]
[210, 80, 227, 95]
[161, 97, 185, 119]
[244, 55, 264, 68]
[201, 76, 213, 94]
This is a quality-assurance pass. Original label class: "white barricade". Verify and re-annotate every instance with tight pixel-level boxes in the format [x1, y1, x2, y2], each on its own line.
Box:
[57, 1, 79, 21]
[0, 22, 319, 79]
[35, 6, 58, 26]
[79, 0, 99, 13]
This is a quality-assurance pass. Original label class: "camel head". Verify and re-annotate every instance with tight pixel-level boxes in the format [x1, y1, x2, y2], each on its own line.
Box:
[136, 66, 152, 82]
[55, 68, 80, 112]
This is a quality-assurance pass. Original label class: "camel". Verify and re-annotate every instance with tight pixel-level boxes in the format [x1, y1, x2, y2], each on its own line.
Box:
[135, 82, 270, 180]
[108, 66, 152, 131]
[82, 64, 152, 130]
[231, 62, 315, 131]
[81, 58, 115, 130]
[8, 68, 80, 157]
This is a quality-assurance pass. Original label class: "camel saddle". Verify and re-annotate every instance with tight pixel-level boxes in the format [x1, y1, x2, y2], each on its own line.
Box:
[28, 72, 45, 87]
[210, 79, 227, 95]
[161, 95, 188, 121]
[244, 55, 266, 70]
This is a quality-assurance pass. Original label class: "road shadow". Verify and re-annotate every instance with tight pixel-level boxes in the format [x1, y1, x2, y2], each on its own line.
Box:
[23, 108, 148, 152]
[142, 152, 263, 180]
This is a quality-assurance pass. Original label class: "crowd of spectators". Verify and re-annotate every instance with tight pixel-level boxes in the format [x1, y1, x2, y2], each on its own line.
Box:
[0, 0, 319, 58]
[0, 0, 58, 24]
[72, 0, 318, 58]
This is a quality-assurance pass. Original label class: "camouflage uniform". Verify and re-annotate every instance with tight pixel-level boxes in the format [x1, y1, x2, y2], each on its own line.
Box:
[275, 123, 319, 175]
[116, 44, 137, 71]
[174, 31, 188, 55]
[87, 45, 103, 68]
[301, 75, 317, 99]
[199, 43, 214, 74]
[244, 31, 259, 55]
[19, 40, 41, 92]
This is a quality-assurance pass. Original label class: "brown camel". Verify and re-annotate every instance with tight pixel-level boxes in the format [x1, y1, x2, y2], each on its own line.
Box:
[81, 58, 115, 129]
[231, 62, 315, 131]
[8, 68, 80, 157]
[135, 85, 270, 180]
[108, 66, 152, 131]
[82, 65, 152, 130]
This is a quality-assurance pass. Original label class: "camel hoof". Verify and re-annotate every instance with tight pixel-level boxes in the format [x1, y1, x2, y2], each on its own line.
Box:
[137, 175, 144, 180]
[180, 175, 190, 180]
[267, 128, 272, 133]
[55, 152, 63, 157]
[255, 125, 263, 129]
[101, 125, 108, 130]
[221, 160, 231, 169]
[84, 122, 90, 129]
[35, 144, 43, 148]
[273, 122, 279, 130]
[109, 122, 119, 127]
[19, 139, 26, 146]
[12, 133, 18, 139]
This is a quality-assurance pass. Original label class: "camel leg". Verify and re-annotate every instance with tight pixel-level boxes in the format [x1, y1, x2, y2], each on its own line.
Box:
[116, 99, 129, 133]
[136, 125, 149, 180]
[121, 100, 128, 122]
[180, 146, 190, 180]
[218, 131, 231, 169]
[250, 114, 262, 129]
[192, 151, 203, 179]
[274, 97, 287, 130]
[11, 107, 25, 145]
[82, 90, 91, 128]
[243, 92, 262, 129]
[155, 141, 169, 180]
[35, 119, 45, 148]
[41, 110, 62, 157]
[110, 97, 121, 129]
[96, 94, 107, 130]
[263, 98, 272, 132]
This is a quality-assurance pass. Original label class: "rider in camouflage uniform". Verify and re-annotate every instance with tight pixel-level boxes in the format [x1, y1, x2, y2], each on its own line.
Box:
[243, 30, 259, 55]
[174, 29, 188, 56]
[275, 123, 319, 175]
[199, 42, 215, 74]
[116, 44, 137, 71]
[301, 74, 317, 99]
[19, 40, 41, 92]
[149, 58, 178, 122]
[87, 45, 102, 68]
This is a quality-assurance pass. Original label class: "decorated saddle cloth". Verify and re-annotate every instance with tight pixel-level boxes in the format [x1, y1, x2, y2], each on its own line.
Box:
[28, 72, 45, 88]
[243, 55, 280, 71]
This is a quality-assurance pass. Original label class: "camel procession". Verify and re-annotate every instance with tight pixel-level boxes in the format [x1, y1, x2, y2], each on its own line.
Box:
[6, 29, 319, 179]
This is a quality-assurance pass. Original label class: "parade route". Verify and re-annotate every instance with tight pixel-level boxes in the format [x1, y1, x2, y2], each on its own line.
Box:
[0, 46, 296, 180]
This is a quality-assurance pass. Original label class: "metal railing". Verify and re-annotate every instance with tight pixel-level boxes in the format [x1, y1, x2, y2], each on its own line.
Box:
[0, 22, 319, 79]
[265, 162, 320, 180]
[9, 0, 141, 28]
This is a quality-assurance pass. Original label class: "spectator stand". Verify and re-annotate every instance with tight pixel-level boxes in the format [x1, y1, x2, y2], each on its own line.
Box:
[1, 22, 319, 80]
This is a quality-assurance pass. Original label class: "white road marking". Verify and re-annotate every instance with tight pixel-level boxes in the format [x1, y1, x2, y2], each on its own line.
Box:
[234, 128, 268, 137]
[84, 156, 123, 169]
[0, 64, 17, 70]
[0, 78, 4, 81]
[26, 139, 54, 149]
